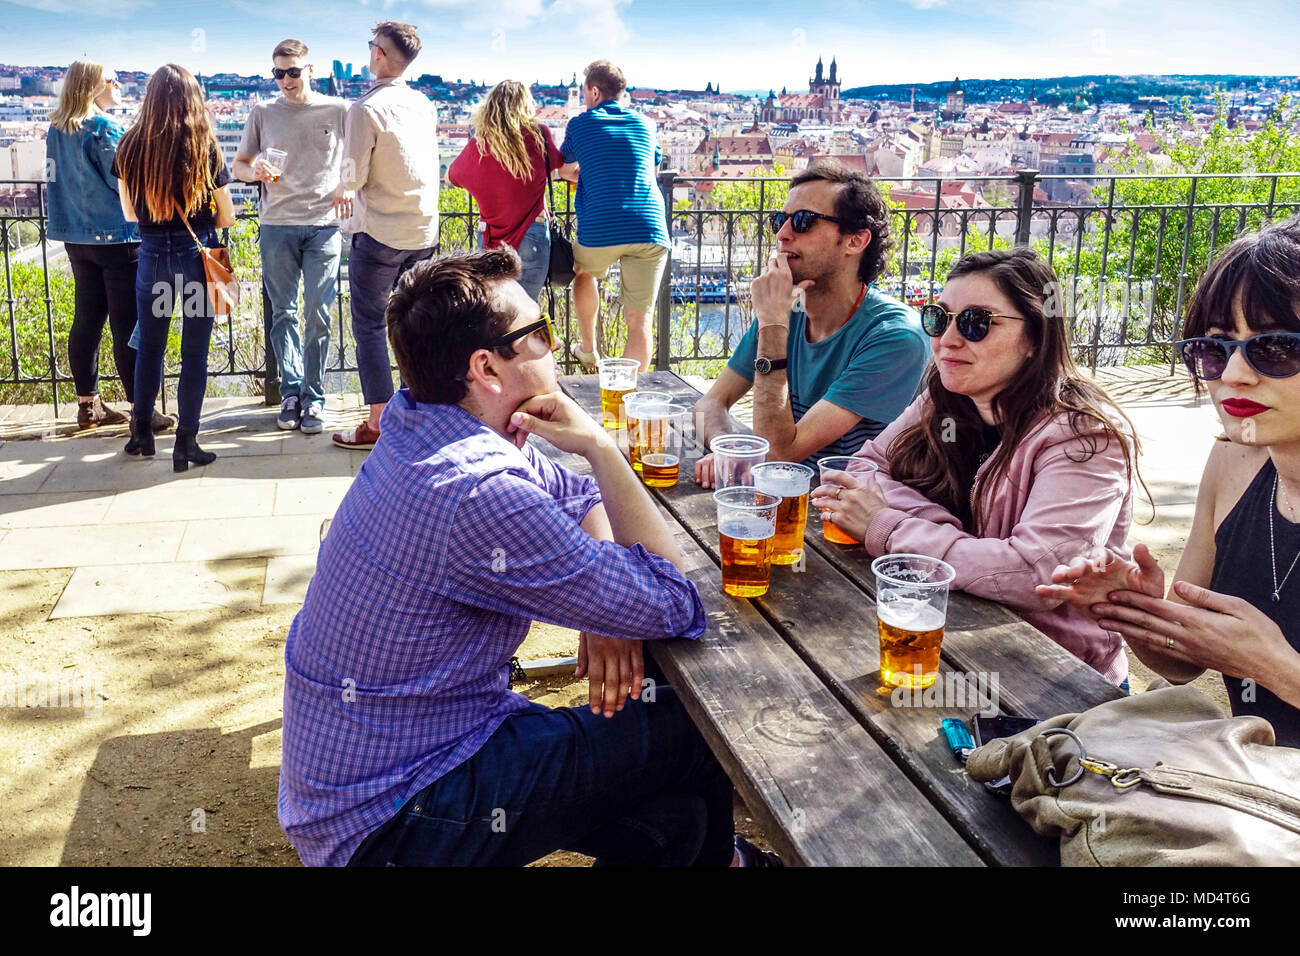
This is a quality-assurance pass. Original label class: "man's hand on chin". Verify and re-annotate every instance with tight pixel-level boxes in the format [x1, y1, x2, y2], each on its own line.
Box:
[508, 390, 611, 458]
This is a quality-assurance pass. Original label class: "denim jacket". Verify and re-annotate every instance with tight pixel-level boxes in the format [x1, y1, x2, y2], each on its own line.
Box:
[44, 113, 138, 244]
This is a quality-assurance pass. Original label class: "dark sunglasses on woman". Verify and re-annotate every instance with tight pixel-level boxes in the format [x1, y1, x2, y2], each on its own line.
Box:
[1175, 332, 1300, 380]
[272, 67, 304, 79]
[768, 209, 844, 234]
[919, 304, 1025, 342]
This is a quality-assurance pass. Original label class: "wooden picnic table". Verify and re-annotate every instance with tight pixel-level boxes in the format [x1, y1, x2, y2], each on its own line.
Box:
[545, 370, 1124, 866]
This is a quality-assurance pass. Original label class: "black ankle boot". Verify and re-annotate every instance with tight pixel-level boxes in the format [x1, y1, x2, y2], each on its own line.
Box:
[125, 416, 155, 457]
[173, 428, 216, 473]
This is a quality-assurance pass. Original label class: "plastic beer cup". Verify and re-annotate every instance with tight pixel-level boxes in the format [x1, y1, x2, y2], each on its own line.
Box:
[714, 487, 780, 598]
[621, 390, 672, 471]
[817, 456, 878, 545]
[871, 554, 956, 689]
[751, 461, 814, 566]
[598, 358, 639, 429]
[710, 434, 770, 487]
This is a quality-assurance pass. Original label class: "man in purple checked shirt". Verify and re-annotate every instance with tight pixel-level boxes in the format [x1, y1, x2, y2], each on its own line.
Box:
[278, 247, 777, 867]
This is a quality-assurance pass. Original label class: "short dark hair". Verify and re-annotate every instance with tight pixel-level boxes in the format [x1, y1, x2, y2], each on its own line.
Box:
[373, 21, 421, 66]
[791, 159, 894, 285]
[387, 248, 524, 405]
[272, 39, 308, 60]
[584, 60, 626, 101]
[1182, 213, 1300, 340]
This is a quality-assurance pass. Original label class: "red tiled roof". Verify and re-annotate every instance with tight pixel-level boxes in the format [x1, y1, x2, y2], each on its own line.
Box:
[774, 93, 825, 108]
[692, 136, 773, 156]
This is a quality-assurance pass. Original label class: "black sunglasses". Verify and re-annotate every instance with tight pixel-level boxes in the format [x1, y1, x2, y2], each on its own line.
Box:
[769, 209, 844, 234]
[486, 315, 559, 356]
[272, 67, 304, 79]
[1175, 333, 1300, 380]
[920, 304, 1024, 342]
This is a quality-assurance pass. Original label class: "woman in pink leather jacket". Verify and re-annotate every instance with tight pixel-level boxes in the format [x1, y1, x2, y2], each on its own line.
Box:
[813, 248, 1144, 687]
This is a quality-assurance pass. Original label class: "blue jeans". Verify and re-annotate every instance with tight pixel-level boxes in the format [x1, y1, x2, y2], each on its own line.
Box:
[348, 683, 735, 867]
[260, 225, 340, 407]
[348, 232, 436, 406]
[132, 229, 214, 432]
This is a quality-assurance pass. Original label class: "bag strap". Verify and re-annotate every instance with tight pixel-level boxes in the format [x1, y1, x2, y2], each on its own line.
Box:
[175, 199, 205, 253]
[1137, 765, 1300, 836]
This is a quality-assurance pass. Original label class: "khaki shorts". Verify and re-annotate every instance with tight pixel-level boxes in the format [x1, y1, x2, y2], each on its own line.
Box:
[574, 241, 669, 312]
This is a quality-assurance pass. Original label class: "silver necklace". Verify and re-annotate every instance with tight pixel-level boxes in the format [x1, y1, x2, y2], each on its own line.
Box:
[1269, 473, 1300, 602]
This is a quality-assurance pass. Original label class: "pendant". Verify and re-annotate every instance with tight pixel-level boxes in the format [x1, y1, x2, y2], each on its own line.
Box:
[1273, 591, 1281, 602]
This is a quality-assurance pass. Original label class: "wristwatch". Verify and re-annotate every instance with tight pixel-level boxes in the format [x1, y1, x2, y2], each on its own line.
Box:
[754, 356, 788, 375]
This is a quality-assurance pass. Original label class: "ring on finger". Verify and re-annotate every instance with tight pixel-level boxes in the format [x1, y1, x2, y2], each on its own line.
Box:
[1165, 637, 1175, 649]
[835, 487, 842, 500]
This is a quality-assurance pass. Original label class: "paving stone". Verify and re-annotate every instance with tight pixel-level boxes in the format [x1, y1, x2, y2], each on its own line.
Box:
[0, 457, 55, 494]
[263, 555, 317, 605]
[51, 559, 266, 619]
[102, 483, 277, 524]
[196, 451, 353, 485]
[272, 477, 354, 516]
[0, 521, 185, 570]
[37, 456, 190, 493]
[175, 515, 324, 561]
[0, 492, 114, 529]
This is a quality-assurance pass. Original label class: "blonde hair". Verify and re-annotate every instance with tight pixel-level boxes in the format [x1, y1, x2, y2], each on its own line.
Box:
[50, 60, 106, 134]
[116, 64, 221, 222]
[470, 80, 545, 182]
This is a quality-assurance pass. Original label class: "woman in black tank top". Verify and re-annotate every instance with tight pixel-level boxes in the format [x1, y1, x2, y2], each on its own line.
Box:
[1036, 216, 1300, 748]
[1209, 457, 1300, 744]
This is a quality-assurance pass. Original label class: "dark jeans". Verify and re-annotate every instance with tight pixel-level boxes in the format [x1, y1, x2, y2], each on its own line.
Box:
[348, 232, 435, 406]
[65, 241, 140, 399]
[348, 681, 735, 867]
[132, 229, 215, 432]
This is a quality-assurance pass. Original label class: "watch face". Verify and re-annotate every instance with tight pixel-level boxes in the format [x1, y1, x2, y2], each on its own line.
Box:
[755, 357, 771, 374]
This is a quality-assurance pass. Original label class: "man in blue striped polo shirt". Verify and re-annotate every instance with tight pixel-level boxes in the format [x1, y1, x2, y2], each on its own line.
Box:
[693, 160, 928, 484]
[560, 60, 668, 371]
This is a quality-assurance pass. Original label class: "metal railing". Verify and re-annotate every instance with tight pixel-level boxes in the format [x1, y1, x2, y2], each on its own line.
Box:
[4, 169, 1299, 412]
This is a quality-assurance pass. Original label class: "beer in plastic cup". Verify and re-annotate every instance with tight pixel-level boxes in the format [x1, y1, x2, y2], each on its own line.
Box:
[621, 390, 672, 471]
[629, 402, 687, 488]
[598, 358, 639, 429]
[817, 456, 878, 545]
[871, 553, 956, 689]
[752, 461, 814, 566]
[714, 487, 780, 598]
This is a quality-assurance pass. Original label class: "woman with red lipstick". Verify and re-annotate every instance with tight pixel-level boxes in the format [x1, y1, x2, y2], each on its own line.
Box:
[812, 248, 1143, 687]
[1039, 217, 1300, 746]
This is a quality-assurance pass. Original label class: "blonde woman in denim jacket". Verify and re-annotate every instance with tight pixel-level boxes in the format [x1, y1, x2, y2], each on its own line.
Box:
[812, 249, 1144, 688]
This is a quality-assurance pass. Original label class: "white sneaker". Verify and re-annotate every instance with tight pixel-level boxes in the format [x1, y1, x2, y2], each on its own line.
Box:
[570, 342, 599, 370]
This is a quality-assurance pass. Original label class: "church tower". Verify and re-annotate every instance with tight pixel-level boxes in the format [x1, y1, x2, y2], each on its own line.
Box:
[566, 73, 582, 117]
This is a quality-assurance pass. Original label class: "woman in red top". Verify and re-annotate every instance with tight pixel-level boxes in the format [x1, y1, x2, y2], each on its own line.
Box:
[448, 80, 564, 300]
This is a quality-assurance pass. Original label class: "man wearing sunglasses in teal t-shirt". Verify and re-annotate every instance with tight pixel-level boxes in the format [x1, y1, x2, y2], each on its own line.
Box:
[693, 160, 928, 484]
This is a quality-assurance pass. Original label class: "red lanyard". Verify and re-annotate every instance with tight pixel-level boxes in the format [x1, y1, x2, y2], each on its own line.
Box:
[841, 284, 868, 329]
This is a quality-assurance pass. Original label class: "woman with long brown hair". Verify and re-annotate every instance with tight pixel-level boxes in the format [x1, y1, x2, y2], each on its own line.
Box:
[812, 248, 1144, 688]
[46, 60, 173, 433]
[113, 63, 234, 471]
[447, 79, 563, 300]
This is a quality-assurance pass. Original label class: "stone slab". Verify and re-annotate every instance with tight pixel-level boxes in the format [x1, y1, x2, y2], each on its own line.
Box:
[50, 558, 267, 619]
[263, 554, 317, 605]
[175, 515, 324, 561]
[102, 483, 277, 524]
[195, 451, 353, 486]
[0, 492, 114, 529]
[0, 521, 185, 570]
[272, 477, 354, 516]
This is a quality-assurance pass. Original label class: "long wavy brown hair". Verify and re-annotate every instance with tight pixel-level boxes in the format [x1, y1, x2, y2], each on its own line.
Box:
[470, 80, 545, 182]
[115, 63, 220, 222]
[888, 249, 1149, 532]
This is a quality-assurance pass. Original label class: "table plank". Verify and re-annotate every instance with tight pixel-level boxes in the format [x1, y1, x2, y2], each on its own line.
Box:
[529, 431, 983, 866]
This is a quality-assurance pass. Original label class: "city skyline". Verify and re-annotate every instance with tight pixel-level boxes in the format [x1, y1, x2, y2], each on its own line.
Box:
[1, 0, 1298, 92]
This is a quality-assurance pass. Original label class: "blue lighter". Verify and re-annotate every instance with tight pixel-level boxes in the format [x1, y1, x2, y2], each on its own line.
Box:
[941, 718, 975, 764]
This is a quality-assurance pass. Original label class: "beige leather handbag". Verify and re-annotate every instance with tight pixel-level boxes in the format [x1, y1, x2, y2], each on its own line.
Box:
[966, 683, 1300, 865]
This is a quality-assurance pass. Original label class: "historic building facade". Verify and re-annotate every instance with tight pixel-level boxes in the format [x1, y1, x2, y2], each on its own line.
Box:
[760, 57, 842, 124]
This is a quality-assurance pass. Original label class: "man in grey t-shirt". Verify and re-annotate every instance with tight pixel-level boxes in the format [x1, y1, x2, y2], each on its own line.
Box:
[235, 38, 351, 435]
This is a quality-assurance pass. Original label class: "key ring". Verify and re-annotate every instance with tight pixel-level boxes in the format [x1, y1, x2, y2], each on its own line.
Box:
[1039, 727, 1143, 789]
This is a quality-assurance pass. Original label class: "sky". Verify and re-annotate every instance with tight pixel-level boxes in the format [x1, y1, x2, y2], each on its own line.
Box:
[0, 0, 1297, 92]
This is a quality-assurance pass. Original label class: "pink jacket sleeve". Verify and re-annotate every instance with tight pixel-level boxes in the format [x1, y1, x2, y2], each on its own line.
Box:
[862, 410, 1134, 615]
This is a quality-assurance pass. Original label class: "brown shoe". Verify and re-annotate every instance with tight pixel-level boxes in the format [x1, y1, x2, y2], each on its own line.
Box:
[332, 421, 380, 450]
[77, 396, 128, 429]
[150, 409, 177, 433]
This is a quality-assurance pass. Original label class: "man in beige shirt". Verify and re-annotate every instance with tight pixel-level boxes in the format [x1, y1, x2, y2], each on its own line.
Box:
[332, 20, 441, 450]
